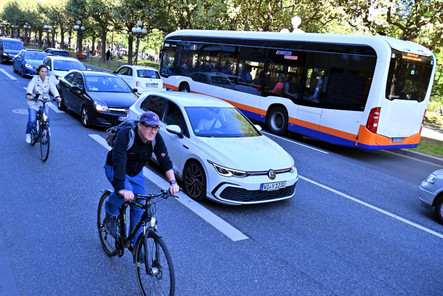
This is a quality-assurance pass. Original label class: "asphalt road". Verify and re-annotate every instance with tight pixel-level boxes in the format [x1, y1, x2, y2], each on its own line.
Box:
[0, 63, 442, 296]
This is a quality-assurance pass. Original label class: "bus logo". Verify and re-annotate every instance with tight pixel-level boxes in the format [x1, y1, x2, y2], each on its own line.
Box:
[276, 50, 292, 55]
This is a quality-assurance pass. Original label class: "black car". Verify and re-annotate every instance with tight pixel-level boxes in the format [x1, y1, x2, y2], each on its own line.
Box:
[44, 48, 70, 57]
[0, 38, 25, 64]
[57, 70, 139, 127]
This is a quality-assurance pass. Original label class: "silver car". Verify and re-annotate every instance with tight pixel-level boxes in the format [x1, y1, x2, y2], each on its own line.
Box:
[419, 169, 443, 224]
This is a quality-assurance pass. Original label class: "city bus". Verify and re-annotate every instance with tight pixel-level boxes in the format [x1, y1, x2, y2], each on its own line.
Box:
[159, 30, 436, 149]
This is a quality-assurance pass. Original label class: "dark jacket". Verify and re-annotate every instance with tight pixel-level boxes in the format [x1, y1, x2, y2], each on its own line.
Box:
[106, 126, 172, 192]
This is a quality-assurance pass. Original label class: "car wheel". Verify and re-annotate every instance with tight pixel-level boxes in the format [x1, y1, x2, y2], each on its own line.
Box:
[435, 194, 443, 225]
[81, 105, 92, 128]
[21, 66, 25, 78]
[178, 83, 190, 92]
[183, 160, 206, 202]
[266, 106, 288, 135]
[13, 63, 17, 73]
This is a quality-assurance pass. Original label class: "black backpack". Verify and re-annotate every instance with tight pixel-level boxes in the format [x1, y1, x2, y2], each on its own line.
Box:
[105, 120, 137, 150]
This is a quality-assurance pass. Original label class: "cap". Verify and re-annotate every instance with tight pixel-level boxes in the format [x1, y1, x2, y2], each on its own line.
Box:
[139, 111, 160, 126]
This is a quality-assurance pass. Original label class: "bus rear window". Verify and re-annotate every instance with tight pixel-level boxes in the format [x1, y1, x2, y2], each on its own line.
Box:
[386, 50, 433, 102]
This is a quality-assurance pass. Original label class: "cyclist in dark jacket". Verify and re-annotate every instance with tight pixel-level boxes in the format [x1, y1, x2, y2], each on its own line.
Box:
[104, 111, 179, 248]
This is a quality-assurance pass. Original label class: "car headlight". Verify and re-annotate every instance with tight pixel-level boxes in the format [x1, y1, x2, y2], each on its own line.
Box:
[208, 160, 247, 177]
[290, 164, 296, 173]
[25, 63, 33, 68]
[426, 174, 437, 184]
[94, 102, 109, 112]
[2, 53, 8, 57]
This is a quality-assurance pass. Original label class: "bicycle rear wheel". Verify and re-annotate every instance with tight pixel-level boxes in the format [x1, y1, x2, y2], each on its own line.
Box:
[135, 232, 175, 296]
[39, 127, 50, 162]
[97, 190, 118, 256]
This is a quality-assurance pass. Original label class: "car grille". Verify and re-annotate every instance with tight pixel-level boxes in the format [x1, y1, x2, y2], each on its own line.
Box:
[108, 107, 128, 115]
[219, 183, 296, 202]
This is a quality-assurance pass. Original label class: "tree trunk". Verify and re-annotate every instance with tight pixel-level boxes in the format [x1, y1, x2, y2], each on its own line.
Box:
[101, 28, 107, 63]
[128, 34, 134, 65]
[60, 30, 65, 49]
[38, 30, 43, 49]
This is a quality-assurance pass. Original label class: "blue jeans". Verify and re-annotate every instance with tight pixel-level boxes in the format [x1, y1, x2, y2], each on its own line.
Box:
[104, 164, 145, 246]
[26, 105, 50, 134]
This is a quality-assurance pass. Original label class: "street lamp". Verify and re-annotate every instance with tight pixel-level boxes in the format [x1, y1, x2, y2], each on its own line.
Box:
[44, 24, 52, 47]
[11, 25, 15, 37]
[74, 20, 85, 53]
[23, 22, 31, 43]
[131, 20, 147, 65]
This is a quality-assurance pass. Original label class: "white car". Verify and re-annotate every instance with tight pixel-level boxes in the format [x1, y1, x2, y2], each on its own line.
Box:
[42, 56, 87, 85]
[115, 65, 164, 93]
[128, 91, 299, 205]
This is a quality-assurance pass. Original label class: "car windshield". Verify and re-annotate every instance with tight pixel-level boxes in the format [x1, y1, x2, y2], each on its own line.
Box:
[53, 60, 86, 71]
[186, 106, 260, 137]
[85, 75, 133, 93]
[52, 51, 69, 57]
[137, 69, 160, 79]
[3, 40, 24, 50]
[25, 52, 47, 60]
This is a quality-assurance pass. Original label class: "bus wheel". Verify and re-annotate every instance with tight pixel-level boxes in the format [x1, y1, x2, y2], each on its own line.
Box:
[179, 83, 190, 92]
[266, 106, 288, 135]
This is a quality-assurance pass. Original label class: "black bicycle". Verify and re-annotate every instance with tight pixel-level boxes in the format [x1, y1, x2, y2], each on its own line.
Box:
[97, 190, 176, 296]
[29, 95, 56, 162]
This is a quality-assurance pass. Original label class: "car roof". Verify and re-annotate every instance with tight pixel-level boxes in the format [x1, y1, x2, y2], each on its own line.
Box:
[75, 70, 117, 77]
[120, 65, 158, 71]
[0, 38, 22, 43]
[45, 56, 80, 61]
[45, 48, 68, 52]
[141, 91, 233, 108]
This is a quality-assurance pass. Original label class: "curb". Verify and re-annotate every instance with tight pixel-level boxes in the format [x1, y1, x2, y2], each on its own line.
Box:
[392, 149, 443, 166]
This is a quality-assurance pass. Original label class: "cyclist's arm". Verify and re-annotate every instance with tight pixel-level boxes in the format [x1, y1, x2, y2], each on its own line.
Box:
[112, 129, 130, 194]
[26, 76, 37, 99]
[165, 169, 179, 194]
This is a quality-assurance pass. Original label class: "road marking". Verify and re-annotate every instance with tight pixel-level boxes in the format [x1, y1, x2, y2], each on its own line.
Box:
[89, 133, 249, 242]
[0, 69, 16, 80]
[300, 175, 443, 239]
[262, 131, 329, 154]
[22, 87, 65, 114]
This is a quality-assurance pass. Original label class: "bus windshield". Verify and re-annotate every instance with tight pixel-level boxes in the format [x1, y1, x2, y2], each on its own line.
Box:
[386, 50, 434, 102]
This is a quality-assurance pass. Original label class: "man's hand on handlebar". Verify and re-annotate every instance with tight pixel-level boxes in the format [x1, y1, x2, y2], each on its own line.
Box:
[118, 189, 134, 201]
[169, 183, 180, 195]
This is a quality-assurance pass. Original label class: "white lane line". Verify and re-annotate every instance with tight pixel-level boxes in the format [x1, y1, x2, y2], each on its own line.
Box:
[300, 175, 443, 239]
[0, 69, 17, 80]
[262, 131, 329, 154]
[89, 133, 249, 242]
[22, 87, 65, 113]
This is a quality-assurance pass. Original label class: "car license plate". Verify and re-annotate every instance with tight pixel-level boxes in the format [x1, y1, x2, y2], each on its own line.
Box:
[146, 83, 158, 87]
[391, 137, 404, 143]
[260, 181, 287, 191]
[118, 116, 127, 121]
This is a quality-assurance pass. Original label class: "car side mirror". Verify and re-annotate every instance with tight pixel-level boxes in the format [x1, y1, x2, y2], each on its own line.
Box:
[166, 125, 183, 138]
[254, 124, 263, 131]
[72, 85, 84, 94]
[132, 88, 138, 93]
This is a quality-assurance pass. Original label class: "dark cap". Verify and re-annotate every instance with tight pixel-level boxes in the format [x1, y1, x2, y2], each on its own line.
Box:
[139, 111, 160, 126]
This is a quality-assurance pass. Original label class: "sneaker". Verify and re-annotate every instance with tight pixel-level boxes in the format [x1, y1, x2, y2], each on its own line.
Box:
[25, 134, 31, 144]
[103, 213, 118, 237]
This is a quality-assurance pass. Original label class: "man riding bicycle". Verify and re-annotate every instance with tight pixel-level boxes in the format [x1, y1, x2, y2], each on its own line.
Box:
[103, 111, 180, 254]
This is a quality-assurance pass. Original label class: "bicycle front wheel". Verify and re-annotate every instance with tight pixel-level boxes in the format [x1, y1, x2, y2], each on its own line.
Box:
[97, 190, 118, 256]
[39, 127, 50, 162]
[30, 122, 39, 146]
[135, 232, 175, 296]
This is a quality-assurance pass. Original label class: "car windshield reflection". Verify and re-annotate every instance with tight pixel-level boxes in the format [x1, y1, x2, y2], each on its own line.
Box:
[53, 60, 86, 71]
[85, 76, 133, 93]
[185, 106, 260, 138]
[25, 52, 47, 60]
[137, 69, 160, 79]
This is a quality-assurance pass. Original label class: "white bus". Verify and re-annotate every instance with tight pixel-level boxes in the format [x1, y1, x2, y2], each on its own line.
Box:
[159, 30, 436, 149]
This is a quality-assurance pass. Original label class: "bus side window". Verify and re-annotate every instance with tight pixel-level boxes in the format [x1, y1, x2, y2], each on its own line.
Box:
[302, 68, 326, 105]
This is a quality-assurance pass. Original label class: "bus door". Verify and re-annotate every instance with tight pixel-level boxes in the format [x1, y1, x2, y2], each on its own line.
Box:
[295, 68, 325, 138]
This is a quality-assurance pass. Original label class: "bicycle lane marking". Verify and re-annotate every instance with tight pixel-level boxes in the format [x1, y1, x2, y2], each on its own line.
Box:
[300, 175, 443, 240]
[0, 69, 17, 80]
[89, 133, 249, 242]
[22, 86, 64, 114]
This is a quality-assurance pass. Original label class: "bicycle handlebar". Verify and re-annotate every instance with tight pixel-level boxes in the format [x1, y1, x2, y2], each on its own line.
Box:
[118, 189, 180, 203]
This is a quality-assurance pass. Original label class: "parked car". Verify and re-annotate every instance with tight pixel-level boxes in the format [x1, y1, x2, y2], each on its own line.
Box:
[190, 72, 233, 88]
[57, 70, 138, 127]
[0, 38, 25, 64]
[12, 49, 47, 77]
[127, 91, 299, 205]
[419, 169, 443, 224]
[42, 56, 87, 84]
[44, 48, 70, 57]
[114, 65, 164, 94]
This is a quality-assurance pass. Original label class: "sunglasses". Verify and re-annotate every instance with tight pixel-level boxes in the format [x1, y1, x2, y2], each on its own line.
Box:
[141, 122, 160, 131]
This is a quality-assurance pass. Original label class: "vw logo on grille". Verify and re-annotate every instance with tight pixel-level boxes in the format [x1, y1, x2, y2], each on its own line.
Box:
[267, 169, 276, 180]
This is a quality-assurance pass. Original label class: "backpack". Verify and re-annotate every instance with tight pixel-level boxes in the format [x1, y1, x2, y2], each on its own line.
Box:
[105, 120, 137, 150]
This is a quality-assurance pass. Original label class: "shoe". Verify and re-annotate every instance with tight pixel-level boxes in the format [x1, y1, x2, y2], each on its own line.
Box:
[103, 213, 118, 237]
[25, 134, 31, 144]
